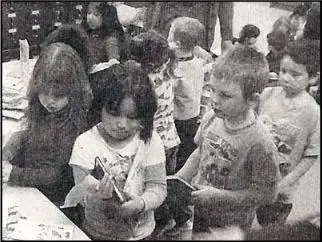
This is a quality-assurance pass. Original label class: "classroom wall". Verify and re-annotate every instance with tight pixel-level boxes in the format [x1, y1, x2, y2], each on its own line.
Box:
[1, 1, 88, 62]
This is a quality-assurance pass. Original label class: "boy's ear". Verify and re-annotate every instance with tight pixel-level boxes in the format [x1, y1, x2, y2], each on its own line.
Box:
[169, 40, 181, 50]
[308, 74, 320, 86]
[248, 93, 260, 110]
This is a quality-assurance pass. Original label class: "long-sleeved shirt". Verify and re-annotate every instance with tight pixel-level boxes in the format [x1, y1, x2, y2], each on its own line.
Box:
[5, 107, 78, 205]
[68, 125, 167, 240]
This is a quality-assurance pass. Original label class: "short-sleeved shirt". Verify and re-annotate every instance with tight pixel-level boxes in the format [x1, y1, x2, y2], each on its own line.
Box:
[259, 87, 320, 165]
[193, 110, 280, 228]
[259, 87, 320, 202]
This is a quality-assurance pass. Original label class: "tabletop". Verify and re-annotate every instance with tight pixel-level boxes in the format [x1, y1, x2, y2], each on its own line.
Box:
[2, 186, 91, 240]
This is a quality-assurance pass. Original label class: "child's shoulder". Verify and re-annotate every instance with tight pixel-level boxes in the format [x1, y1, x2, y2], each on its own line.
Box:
[76, 125, 100, 143]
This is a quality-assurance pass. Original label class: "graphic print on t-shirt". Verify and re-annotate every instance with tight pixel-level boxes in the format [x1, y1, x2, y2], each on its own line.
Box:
[200, 131, 239, 188]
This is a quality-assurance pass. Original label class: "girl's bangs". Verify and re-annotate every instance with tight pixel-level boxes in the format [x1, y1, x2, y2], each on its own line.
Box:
[37, 67, 71, 97]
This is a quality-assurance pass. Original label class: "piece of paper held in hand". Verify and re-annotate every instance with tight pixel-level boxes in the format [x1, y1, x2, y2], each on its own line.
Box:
[95, 156, 126, 203]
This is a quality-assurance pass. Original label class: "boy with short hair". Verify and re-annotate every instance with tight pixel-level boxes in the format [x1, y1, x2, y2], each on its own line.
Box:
[168, 16, 212, 172]
[175, 45, 281, 236]
[256, 38, 320, 226]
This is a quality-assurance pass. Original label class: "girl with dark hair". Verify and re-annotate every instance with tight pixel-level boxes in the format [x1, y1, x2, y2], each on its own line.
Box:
[129, 30, 180, 175]
[82, 2, 126, 64]
[2, 42, 93, 206]
[233, 24, 260, 49]
[65, 61, 167, 240]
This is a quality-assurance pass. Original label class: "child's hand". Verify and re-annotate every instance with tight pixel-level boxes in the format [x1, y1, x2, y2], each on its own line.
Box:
[96, 173, 114, 199]
[120, 192, 145, 218]
[191, 184, 221, 206]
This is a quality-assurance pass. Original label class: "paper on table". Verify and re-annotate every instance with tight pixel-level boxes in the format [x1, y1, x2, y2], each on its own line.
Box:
[11, 219, 75, 240]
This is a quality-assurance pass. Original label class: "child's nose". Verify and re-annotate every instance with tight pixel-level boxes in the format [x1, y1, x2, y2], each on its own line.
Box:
[117, 119, 127, 130]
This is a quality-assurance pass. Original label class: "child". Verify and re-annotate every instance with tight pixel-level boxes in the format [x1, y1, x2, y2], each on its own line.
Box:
[41, 24, 92, 73]
[129, 30, 181, 175]
[173, 45, 280, 236]
[65, 61, 167, 240]
[256, 38, 320, 226]
[167, 16, 211, 172]
[82, 2, 126, 64]
[289, 3, 311, 40]
[266, 30, 288, 75]
[2, 42, 93, 206]
[233, 24, 260, 49]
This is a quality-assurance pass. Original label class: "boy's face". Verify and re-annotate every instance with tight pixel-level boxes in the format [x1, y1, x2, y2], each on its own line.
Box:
[279, 55, 310, 96]
[101, 97, 140, 141]
[38, 88, 69, 113]
[87, 6, 103, 30]
[210, 77, 250, 120]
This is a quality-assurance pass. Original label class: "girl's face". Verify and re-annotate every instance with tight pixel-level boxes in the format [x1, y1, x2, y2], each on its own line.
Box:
[38, 88, 69, 113]
[87, 5, 103, 30]
[101, 97, 141, 141]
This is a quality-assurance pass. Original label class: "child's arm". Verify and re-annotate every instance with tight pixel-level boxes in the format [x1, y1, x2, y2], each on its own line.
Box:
[2, 129, 28, 164]
[120, 133, 167, 217]
[278, 156, 318, 191]
[139, 161, 167, 212]
[192, 142, 280, 207]
[176, 146, 201, 183]
[8, 160, 69, 187]
[104, 36, 121, 61]
[199, 62, 213, 120]
[278, 111, 320, 190]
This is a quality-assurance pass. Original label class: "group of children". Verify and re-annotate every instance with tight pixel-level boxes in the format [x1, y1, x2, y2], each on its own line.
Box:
[2, 2, 320, 240]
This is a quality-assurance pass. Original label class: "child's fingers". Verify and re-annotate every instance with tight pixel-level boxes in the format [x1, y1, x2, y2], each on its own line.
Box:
[194, 184, 209, 190]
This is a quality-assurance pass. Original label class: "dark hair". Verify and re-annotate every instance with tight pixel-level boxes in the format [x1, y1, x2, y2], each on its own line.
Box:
[290, 3, 311, 18]
[97, 60, 157, 143]
[304, 7, 320, 40]
[129, 30, 172, 73]
[238, 24, 260, 44]
[212, 45, 269, 100]
[285, 38, 320, 77]
[41, 24, 92, 73]
[27, 42, 93, 133]
[82, 2, 124, 40]
[267, 30, 288, 51]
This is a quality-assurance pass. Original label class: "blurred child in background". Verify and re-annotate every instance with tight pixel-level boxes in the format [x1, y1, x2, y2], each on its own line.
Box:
[167, 16, 212, 173]
[129, 30, 180, 175]
[82, 2, 126, 65]
[233, 24, 260, 49]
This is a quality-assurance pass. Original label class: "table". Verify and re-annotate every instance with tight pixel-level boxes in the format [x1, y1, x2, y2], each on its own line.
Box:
[2, 59, 36, 147]
[2, 186, 91, 240]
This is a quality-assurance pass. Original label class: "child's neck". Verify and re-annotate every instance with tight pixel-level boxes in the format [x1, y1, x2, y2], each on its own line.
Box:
[224, 109, 256, 131]
[175, 50, 194, 60]
[284, 88, 306, 98]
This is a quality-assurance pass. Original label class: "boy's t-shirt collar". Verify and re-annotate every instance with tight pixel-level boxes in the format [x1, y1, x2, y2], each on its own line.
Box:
[176, 54, 194, 62]
[223, 109, 257, 133]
